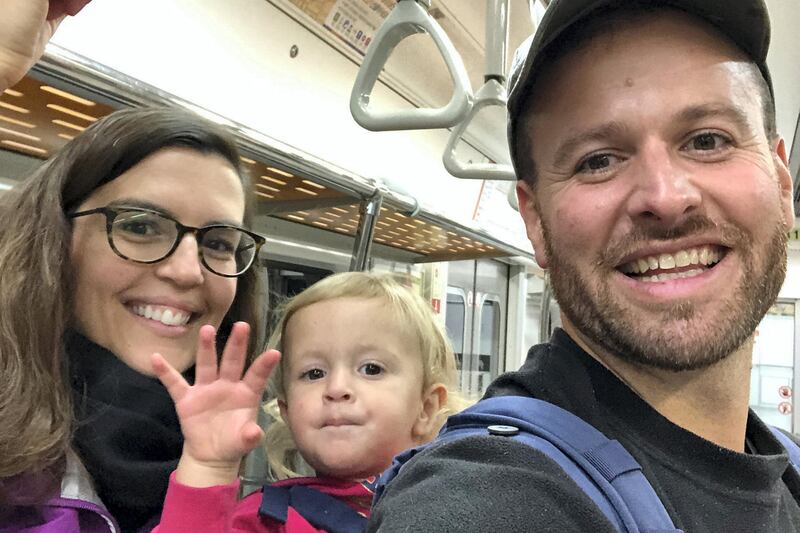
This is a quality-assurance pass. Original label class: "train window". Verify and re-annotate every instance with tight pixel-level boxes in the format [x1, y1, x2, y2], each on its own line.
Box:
[445, 289, 467, 371]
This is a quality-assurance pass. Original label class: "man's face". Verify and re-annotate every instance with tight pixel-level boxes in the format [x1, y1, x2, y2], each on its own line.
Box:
[517, 12, 794, 371]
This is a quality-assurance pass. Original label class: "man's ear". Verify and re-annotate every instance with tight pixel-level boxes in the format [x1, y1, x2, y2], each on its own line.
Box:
[517, 180, 549, 269]
[412, 383, 448, 442]
[772, 138, 795, 229]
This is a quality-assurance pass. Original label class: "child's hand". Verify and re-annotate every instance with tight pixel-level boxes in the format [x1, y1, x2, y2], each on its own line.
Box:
[152, 322, 280, 487]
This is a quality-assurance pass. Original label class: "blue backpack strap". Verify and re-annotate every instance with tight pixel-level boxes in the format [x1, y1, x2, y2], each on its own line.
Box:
[377, 396, 682, 533]
[260, 484, 366, 533]
[769, 426, 800, 473]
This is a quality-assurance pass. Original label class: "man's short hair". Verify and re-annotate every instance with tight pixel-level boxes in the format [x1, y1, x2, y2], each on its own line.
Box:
[507, 1, 776, 187]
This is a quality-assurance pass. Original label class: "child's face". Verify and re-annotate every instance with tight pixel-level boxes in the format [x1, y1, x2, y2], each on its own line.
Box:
[279, 296, 431, 480]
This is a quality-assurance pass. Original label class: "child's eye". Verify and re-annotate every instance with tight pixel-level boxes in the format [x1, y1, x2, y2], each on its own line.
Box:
[359, 363, 384, 376]
[301, 368, 326, 380]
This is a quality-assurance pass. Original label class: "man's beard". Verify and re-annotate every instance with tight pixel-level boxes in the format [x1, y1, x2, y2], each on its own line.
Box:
[544, 215, 787, 371]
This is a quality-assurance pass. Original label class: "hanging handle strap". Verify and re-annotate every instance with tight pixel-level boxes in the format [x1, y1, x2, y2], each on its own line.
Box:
[350, 0, 472, 131]
[442, 78, 516, 180]
[442, 0, 515, 180]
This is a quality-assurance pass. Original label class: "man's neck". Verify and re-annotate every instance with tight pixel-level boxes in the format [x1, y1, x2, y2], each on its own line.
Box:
[561, 318, 753, 452]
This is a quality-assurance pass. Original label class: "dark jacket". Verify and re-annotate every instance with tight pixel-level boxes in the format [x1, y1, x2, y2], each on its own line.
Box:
[368, 329, 800, 532]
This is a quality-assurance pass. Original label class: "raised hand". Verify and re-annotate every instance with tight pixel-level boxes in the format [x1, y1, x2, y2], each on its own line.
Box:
[152, 322, 280, 487]
[0, 0, 92, 91]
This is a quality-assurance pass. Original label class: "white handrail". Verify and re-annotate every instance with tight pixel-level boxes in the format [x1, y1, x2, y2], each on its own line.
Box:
[349, 0, 472, 131]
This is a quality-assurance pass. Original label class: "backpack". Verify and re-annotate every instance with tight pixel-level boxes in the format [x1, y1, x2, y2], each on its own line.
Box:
[375, 396, 800, 533]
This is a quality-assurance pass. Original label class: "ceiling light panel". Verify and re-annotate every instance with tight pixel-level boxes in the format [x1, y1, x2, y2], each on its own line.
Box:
[0, 76, 115, 160]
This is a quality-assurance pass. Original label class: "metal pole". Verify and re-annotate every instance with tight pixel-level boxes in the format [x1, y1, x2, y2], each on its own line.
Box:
[539, 272, 552, 342]
[485, 0, 509, 81]
[349, 193, 384, 271]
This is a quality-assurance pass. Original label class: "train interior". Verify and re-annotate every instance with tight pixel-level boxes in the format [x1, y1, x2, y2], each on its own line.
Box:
[1, 0, 799, 487]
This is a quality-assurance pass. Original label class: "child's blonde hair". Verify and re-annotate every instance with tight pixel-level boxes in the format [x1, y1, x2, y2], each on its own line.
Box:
[263, 271, 466, 480]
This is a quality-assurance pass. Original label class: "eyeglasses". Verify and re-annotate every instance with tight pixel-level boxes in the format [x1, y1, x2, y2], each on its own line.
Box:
[68, 206, 265, 278]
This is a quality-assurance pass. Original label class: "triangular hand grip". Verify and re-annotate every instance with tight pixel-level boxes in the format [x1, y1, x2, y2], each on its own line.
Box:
[350, 0, 472, 131]
[443, 78, 516, 180]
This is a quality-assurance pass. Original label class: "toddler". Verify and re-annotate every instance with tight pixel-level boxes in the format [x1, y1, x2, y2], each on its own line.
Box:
[152, 271, 463, 532]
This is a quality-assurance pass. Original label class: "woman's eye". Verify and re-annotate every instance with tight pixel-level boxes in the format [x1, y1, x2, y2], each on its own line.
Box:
[301, 368, 325, 380]
[119, 221, 159, 236]
[686, 132, 730, 152]
[360, 363, 384, 376]
[203, 239, 235, 255]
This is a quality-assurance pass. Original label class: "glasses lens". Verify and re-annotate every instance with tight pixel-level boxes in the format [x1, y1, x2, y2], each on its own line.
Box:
[110, 210, 177, 262]
[201, 227, 257, 276]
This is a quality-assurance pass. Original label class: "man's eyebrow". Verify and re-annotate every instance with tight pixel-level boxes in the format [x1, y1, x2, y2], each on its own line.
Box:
[108, 197, 242, 227]
[553, 121, 629, 168]
[674, 104, 753, 133]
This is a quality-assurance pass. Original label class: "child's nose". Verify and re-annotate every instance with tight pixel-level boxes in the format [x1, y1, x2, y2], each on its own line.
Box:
[324, 370, 353, 402]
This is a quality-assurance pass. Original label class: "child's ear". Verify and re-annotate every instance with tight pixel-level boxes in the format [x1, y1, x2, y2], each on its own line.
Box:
[278, 399, 289, 422]
[413, 383, 448, 442]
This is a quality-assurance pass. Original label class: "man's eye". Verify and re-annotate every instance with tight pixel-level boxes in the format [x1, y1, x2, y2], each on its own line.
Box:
[360, 363, 383, 376]
[302, 368, 325, 380]
[576, 153, 618, 174]
[688, 132, 729, 151]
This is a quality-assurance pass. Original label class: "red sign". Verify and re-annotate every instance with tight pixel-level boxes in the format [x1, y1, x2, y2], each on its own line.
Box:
[431, 298, 441, 313]
[778, 401, 792, 415]
[779, 386, 792, 399]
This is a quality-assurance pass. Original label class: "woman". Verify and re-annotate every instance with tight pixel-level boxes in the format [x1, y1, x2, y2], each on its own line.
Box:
[0, 2, 269, 531]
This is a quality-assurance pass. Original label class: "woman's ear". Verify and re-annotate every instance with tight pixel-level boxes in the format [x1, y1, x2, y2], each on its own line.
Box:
[413, 383, 448, 442]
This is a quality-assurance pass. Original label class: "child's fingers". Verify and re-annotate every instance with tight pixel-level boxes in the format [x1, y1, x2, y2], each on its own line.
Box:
[242, 349, 281, 395]
[194, 325, 218, 384]
[240, 422, 265, 452]
[219, 322, 249, 381]
[151, 353, 190, 402]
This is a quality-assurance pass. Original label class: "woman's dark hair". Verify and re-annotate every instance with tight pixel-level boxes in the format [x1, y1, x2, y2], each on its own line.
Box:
[0, 107, 266, 481]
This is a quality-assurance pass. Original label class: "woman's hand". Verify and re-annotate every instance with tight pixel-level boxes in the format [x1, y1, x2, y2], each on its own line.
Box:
[0, 0, 92, 91]
[152, 322, 281, 488]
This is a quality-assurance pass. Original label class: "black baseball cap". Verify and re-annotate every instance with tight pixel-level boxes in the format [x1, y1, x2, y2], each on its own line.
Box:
[507, 0, 773, 175]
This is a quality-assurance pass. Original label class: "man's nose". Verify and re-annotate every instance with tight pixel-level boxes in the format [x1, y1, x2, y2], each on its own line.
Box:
[626, 141, 702, 227]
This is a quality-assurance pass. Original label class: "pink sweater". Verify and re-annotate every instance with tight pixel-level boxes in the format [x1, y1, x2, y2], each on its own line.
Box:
[153, 472, 374, 532]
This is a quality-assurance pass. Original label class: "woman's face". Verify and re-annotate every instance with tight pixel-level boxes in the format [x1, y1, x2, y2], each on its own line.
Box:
[69, 147, 246, 375]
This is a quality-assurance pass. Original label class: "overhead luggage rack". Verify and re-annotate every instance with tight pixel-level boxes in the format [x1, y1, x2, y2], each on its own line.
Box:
[0, 48, 531, 265]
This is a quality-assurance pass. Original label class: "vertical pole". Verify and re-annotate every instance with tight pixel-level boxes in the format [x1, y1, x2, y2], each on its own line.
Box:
[485, 0, 509, 81]
[349, 193, 384, 271]
[539, 272, 552, 342]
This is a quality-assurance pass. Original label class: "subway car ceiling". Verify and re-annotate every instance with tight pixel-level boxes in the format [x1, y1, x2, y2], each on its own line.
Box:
[0, 50, 530, 265]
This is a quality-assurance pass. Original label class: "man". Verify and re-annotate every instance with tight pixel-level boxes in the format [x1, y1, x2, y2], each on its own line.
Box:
[367, 0, 799, 531]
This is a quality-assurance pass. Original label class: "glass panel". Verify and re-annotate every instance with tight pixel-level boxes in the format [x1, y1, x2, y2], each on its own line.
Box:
[445, 293, 466, 370]
[750, 302, 795, 432]
[525, 273, 545, 350]
[476, 300, 501, 395]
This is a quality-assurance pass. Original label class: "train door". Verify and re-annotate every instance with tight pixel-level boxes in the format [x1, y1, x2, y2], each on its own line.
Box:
[445, 259, 509, 397]
[750, 300, 800, 432]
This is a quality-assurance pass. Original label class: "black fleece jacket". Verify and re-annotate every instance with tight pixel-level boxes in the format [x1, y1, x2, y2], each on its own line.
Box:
[367, 329, 800, 532]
